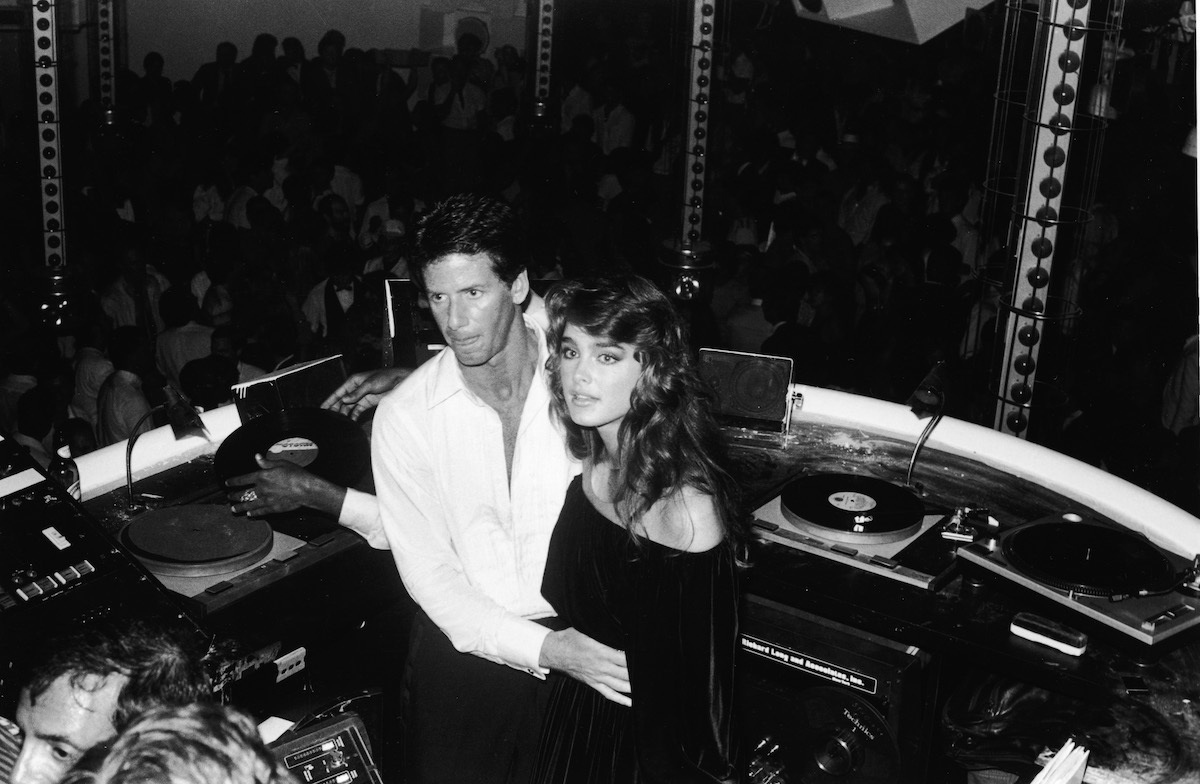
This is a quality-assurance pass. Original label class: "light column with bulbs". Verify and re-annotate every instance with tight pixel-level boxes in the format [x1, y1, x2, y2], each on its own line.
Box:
[663, 0, 719, 301]
[95, 0, 117, 109]
[992, 0, 1097, 439]
[529, 0, 554, 124]
[32, 0, 71, 334]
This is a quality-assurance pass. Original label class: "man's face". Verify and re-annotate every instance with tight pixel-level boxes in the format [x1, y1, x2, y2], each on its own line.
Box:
[13, 673, 127, 784]
[423, 253, 527, 368]
[211, 336, 236, 361]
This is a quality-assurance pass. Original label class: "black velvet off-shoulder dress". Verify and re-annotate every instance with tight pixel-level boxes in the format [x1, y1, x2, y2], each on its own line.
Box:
[533, 475, 739, 784]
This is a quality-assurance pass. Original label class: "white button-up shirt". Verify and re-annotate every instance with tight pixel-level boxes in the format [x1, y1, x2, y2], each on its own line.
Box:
[371, 315, 579, 674]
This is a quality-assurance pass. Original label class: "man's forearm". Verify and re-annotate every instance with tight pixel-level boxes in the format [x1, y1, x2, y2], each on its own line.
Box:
[538, 627, 631, 706]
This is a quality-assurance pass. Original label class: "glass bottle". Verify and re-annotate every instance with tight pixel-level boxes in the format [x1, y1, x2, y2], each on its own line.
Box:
[48, 444, 81, 501]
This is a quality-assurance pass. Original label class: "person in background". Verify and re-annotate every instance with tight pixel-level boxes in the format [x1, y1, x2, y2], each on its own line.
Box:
[154, 288, 213, 393]
[58, 418, 99, 460]
[192, 41, 238, 117]
[8, 617, 210, 784]
[99, 240, 171, 338]
[533, 274, 745, 783]
[210, 326, 266, 384]
[68, 320, 114, 437]
[95, 327, 154, 447]
[13, 389, 54, 469]
[0, 343, 44, 439]
[178, 355, 238, 413]
[60, 704, 295, 784]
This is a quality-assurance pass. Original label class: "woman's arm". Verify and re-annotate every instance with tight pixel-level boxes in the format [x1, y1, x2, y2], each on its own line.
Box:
[628, 497, 740, 783]
[640, 488, 725, 553]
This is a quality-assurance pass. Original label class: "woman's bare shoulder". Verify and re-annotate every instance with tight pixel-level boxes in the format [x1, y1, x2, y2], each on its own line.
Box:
[642, 486, 724, 553]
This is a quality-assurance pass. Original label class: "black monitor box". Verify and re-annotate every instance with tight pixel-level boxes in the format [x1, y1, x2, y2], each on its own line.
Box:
[231, 355, 348, 422]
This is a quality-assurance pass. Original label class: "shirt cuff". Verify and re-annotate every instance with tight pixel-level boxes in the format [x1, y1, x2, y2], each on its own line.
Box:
[337, 488, 388, 549]
[496, 615, 553, 678]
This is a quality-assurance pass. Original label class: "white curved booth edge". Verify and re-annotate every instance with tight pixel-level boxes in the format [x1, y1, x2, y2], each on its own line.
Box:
[77, 405, 242, 502]
[792, 384, 1200, 558]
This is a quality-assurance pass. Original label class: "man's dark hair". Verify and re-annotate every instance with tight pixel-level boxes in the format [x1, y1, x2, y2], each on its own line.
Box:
[412, 193, 526, 293]
[318, 29, 346, 53]
[180, 355, 238, 411]
[158, 288, 198, 330]
[16, 387, 55, 440]
[25, 617, 211, 733]
[108, 327, 146, 372]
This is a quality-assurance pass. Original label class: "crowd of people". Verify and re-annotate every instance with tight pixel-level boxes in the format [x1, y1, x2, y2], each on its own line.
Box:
[0, 6, 1194, 509]
[0, 8, 1195, 783]
[0, 9, 1194, 505]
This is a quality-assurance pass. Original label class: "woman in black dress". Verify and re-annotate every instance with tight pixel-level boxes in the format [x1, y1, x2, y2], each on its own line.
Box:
[536, 274, 748, 783]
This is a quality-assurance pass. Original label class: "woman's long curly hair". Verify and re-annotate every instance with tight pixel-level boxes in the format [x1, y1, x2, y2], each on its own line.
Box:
[545, 274, 749, 556]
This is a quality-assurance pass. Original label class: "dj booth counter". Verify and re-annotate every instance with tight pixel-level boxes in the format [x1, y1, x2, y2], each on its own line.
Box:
[778, 384, 1200, 556]
[733, 383, 1200, 783]
[69, 383, 1200, 782]
[73, 384, 1200, 555]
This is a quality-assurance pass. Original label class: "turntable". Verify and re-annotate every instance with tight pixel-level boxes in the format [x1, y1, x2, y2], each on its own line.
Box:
[958, 513, 1200, 646]
[753, 473, 960, 590]
[119, 504, 310, 610]
[115, 407, 373, 617]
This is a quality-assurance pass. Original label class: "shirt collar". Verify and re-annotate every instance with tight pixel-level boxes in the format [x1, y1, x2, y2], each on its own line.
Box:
[427, 314, 549, 409]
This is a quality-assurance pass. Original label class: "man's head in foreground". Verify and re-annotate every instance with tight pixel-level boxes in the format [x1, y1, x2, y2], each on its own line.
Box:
[12, 617, 210, 784]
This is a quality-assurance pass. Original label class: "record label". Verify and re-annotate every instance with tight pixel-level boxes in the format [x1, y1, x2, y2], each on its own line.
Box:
[828, 492, 877, 513]
[266, 436, 319, 469]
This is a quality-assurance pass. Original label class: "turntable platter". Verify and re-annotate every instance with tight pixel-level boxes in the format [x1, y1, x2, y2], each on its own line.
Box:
[780, 474, 924, 545]
[957, 512, 1200, 645]
[1002, 521, 1179, 597]
[123, 505, 274, 578]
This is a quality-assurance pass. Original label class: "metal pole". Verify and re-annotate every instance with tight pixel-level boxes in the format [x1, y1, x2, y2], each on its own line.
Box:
[32, 0, 70, 333]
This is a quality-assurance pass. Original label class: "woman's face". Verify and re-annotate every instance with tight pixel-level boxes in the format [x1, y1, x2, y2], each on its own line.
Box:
[559, 323, 642, 445]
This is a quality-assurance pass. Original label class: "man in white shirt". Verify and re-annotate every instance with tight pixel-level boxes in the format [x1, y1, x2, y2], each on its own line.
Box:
[154, 288, 214, 392]
[96, 327, 154, 447]
[370, 194, 628, 783]
[68, 322, 115, 434]
[99, 243, 171, 337]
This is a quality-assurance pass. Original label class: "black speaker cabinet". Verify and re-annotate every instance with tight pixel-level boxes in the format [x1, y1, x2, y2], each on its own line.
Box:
[738, 595, 933, 783]
[698, 349, 793, 433]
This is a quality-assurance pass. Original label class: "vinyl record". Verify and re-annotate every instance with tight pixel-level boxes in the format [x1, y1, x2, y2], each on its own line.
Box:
[781, 473, 924, 544]
[1002, 521, 1178, 597]
[122, 505, 274, 578]
[215, 407, 370, 488]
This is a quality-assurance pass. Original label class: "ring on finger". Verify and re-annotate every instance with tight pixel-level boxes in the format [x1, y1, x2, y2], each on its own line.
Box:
[241, 489, 258, 504]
